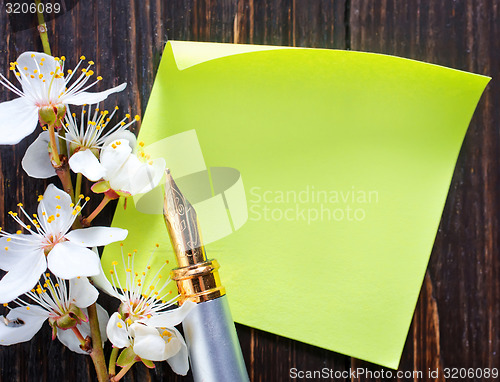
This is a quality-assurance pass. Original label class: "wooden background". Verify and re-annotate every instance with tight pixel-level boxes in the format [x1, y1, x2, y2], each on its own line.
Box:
[0, 0, 499, 381]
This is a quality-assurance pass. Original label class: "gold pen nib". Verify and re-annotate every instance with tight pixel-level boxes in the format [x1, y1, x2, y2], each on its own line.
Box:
[163, 169, 225, 303]
[163, 169, 207, 267]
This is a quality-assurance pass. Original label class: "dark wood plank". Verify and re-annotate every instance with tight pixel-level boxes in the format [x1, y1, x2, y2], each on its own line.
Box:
[350, 0, 500, 381]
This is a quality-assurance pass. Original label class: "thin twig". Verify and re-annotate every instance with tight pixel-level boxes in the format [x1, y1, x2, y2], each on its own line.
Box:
[34, 0, 51, 55]
[87, 303, 109, 382]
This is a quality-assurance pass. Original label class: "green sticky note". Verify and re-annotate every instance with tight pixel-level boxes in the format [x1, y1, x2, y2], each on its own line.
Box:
[103, 41, 490, 369]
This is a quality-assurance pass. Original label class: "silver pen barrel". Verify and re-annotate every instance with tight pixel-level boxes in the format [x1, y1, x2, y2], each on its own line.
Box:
[163, 169, 250, 382]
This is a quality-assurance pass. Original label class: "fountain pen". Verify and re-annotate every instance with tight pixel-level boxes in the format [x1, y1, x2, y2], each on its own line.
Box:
[163, 169, 250, 382]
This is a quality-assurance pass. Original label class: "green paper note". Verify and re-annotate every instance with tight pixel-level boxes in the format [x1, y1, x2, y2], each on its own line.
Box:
[103, 41, 490, 369]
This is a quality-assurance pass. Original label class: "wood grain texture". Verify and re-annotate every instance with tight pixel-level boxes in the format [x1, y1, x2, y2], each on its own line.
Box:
[0, 0, 498, 381]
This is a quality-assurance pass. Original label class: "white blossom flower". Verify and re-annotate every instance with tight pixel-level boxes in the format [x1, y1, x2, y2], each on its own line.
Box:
[0, 184, 128, 303]
[65, 104, 139, 153]
[69, 138, 166, 198]
[93, 247, 195, 375]
[0, 274, 108, 354]
[21, 104, 137, 179]
[0, 52, 126, 144]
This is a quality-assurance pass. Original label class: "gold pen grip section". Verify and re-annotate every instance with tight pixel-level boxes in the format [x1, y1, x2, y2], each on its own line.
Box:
[171, 259, 226, 304]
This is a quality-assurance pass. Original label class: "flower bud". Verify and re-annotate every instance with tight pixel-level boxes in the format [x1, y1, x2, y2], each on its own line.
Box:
[38, 106, 57, 126]
[38, 104, 67, 128]
[48, 304, 88, 331]
[55, 104, 67, 128]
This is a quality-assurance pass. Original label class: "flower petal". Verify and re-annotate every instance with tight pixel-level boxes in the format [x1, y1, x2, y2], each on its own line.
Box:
[91, 258, 121, 300]
[38, 184, 74, 233]
[79, 305, 109, 343]
[130, 323, 181, 362]
[66, 226, 128, 247]
[104, 130, 137, 151]
[47, 241, 100, 279]
[16, 52, 64, 100]
[21, 131, 58, 178]
[107, 154, 143, 193]
[55, 326, 87, 354]
[0, 305, 49, 345]
[69, 277, 98, 308]
[0, 236, 41, 271]
[135, 158, 166, 194]
[107, 312, 131, 348]
[39, 183, 73, 213]
[141, 300, 196, 328]
[0, 252, 46, 303]
[0, 97, 39, 145]
[166, 327, 190, 375]
[64, 83, 127, 105]
[69, 149, 106, 181]
[95, 303, 110, 342]
[100, 139, 132, 178]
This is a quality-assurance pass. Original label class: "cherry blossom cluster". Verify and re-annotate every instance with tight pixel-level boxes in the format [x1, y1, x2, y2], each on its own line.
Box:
[0, 52, 189, 380]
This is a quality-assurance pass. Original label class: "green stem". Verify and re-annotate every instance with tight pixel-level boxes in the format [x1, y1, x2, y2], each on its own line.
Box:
[55, 163, 74, 203]
[74, 173, 82, 202]
[87, 303, 109, 382]
[83, 195, 111, 226]
[34, 0, 51, 55]
[112, 361, 136, 382]
[48, 123, 75, 202]
[108, 347, 120, 378]
[58, 127, 69, 159]
[71, 326, 86, 346]
[48, 123, 60, 166]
